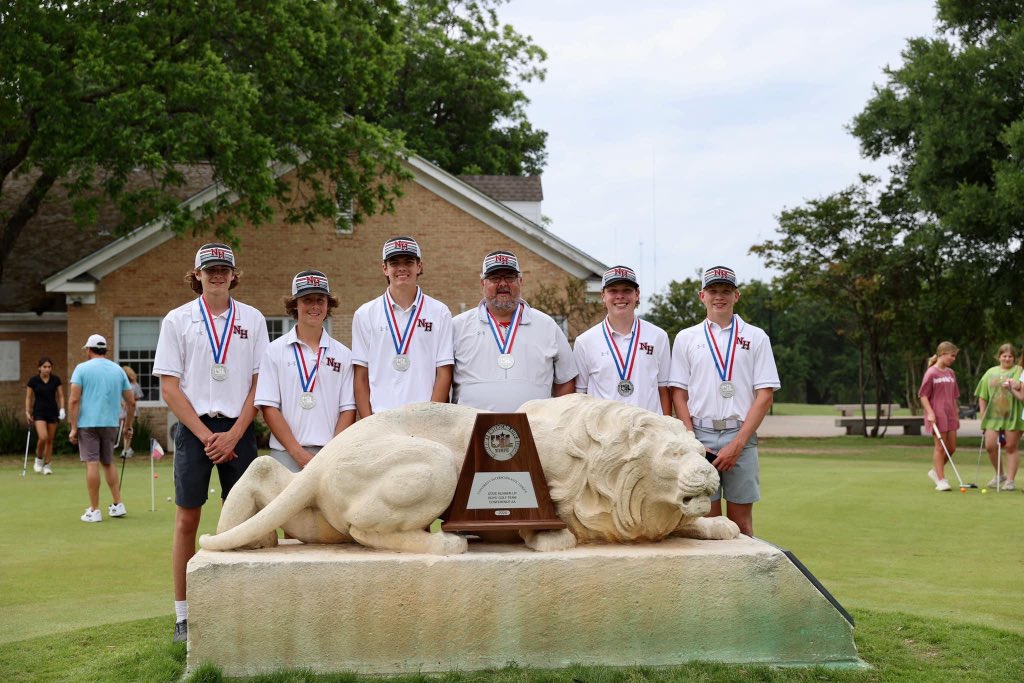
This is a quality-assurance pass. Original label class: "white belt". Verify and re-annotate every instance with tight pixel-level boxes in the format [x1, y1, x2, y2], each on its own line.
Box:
[692, 417, 743, 431]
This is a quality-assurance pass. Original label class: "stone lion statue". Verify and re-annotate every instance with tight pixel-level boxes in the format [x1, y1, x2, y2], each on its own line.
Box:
[199, 394, 739, 555]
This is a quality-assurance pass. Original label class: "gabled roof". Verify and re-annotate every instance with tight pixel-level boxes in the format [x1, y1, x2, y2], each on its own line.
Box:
[459, 175, 543, 202]
[35, 155, 605, 304]
[0, 166, 215, 313]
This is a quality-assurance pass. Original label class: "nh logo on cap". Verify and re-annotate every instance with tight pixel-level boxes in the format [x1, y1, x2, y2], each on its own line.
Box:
[612, 268, 630, 277]
[304, 275, 324, 287]
[710, 268, 730, 278]
[393, 240, 410, 251]
[494, 254, 511, 265]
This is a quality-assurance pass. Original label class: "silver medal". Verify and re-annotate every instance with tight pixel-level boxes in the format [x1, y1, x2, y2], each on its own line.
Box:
[299, 392, 316, 410]
[497, 353, 515, 369]
[392, 354, 410, 372]
[719, 381, 735, 398]
[617, 380, 634, 397]
[211, 363, 229, 381]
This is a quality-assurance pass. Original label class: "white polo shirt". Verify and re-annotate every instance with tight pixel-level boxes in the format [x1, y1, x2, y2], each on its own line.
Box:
[573, 317, 671, 414]
[254, 328, 355, 450]
[452, 300, 577, 412]
[351, 288, 454, 413]
[668, 315, 779, 421]
[153, 298, 269, 418]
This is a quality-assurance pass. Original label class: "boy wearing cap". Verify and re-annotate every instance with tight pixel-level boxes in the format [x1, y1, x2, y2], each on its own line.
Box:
[573, 266, 672, 414]
[153, 243, 269, 643]
[255, 271, 356, 471]
[68, 334, 135, 523]
[452, 250, 576, 412]
[351, 236, 454, 416]
[669, 266, 779, 537]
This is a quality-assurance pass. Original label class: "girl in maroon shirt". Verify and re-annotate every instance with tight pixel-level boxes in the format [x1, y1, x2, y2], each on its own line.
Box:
[919, 341, 960, 491]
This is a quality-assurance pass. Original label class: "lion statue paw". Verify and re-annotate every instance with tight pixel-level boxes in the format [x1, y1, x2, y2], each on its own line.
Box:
[520, 528, 577, 552]
[673, 516, 741, 540]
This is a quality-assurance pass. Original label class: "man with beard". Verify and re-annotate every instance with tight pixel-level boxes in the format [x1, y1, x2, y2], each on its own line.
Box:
[452, 250, 576, 411]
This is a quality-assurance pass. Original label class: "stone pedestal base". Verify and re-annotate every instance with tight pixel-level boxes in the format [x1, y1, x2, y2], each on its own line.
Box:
[186, 536, 861, 676]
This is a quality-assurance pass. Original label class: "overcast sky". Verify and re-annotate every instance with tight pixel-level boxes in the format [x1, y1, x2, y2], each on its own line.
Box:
[497, 0, 938, 306]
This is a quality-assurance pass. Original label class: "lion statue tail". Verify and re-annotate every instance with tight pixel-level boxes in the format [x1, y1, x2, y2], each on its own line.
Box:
[198, 471, 320, 551]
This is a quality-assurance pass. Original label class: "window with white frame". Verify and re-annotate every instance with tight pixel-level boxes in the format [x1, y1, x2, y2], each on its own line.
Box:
[116, 318, 161, 402]
[335, 190, 354, 235]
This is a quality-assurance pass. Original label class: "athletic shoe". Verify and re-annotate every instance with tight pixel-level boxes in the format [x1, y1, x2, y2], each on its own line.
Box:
[1001, 479, 1015, 491]
[109, 502, 127, 517]
[927, 469, 939, 485]
[173, 620, 188, 644]
[80, 508, 101, 523]
[935, 479, 952, 491]
[33, 458, 43, 474]
[987, 474, 1006, 488]
[123, 447, 134, 458]
[42, 464, 52, 475]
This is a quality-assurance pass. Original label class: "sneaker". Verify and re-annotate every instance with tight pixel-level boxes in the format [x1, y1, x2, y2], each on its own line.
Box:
[987, 474, 1006, 488]
[173, 620, 188, 644]
[123, 447, 134, 458]
[42, 464, 52, 475]
[935, 479, 952, 492]
[80, 507, 101, 523]
[1001, 479, 1015, 491]
[109, 502, 127, 518]
[927, 469, 939, 485]
[33, 458, 43, 474]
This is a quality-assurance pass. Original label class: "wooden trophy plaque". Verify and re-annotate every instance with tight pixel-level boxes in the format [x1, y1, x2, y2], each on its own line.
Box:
[442, 412, 566, 536]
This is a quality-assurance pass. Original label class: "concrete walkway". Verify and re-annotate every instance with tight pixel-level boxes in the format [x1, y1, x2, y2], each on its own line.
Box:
[757, 414, 982, 439]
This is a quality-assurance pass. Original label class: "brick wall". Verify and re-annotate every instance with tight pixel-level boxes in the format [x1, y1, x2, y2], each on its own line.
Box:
[0, 331, 67, 419]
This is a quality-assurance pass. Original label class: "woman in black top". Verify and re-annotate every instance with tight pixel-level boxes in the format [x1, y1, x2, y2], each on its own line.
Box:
[25, 356, 65, 475]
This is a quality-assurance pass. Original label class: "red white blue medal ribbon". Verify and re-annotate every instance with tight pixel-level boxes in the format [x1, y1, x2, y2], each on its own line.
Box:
[486, 302, 524, 355]
[199, 295, 236, 366]
[602, 317, 640, 382]
[383, 287, 425, 356]
[291, 342, 323, 394]
[704, 315, 738, 382]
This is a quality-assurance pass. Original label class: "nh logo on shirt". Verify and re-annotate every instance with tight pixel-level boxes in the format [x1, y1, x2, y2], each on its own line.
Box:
[233, 325, 248, 340]
[417, 319, 433, 332]
[736, 336, 750, 351]
[324, 357, 342, 373]
[639, 342, 655, 355]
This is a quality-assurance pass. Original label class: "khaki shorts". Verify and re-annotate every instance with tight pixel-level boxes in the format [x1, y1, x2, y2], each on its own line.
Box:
[693, 426, 760, 504]
[78, 427, 119, 465]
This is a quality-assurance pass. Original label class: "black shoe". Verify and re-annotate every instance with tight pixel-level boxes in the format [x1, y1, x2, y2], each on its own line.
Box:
[173, 619, 188, 644]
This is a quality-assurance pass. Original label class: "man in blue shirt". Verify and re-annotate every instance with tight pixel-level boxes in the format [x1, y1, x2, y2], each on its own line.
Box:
[69, 334, 136, 522]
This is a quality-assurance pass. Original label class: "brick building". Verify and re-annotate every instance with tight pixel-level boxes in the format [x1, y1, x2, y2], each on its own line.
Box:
[1, 154, 606, 444]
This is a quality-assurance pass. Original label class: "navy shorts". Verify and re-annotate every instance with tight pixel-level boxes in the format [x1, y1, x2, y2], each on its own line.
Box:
[173, 416, 257, 508]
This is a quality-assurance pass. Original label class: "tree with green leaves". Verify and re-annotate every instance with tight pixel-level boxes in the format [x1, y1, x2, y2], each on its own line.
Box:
[530, 275, 602, 343]
[642, 275, 706, 341]
[375, 0, 548, 175]
[851, 0, 1024, 298]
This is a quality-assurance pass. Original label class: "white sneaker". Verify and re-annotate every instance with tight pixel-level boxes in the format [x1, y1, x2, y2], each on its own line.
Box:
[987, 474, 1006, 488]
[1000, 480, 1015, 491]
[935, 479, 952, 491]
[42, 464, 52, 475]
[123, 447, 134, 458]
[33, 458, 43, 473]
[927, 469, 939, 485]
[81, 508, 102, 523]
[108, 502, 127, 518]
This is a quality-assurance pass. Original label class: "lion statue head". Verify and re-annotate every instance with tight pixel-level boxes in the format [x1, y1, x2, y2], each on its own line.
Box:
[521, 394, 719, 543]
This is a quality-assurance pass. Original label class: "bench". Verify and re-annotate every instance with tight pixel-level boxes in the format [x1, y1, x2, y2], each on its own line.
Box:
[835, 416, 924, 436]
[834, 403, 901, 417]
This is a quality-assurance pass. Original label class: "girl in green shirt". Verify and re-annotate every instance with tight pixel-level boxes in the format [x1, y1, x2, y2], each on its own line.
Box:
[974, 343, 1022, 490]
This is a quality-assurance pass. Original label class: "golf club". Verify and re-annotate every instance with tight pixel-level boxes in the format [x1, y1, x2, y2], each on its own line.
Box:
[996, 430, 1004, 493]
[21, 429, 31, 477]
[973, 401, 989, 485]
[932, 423, 977, 489]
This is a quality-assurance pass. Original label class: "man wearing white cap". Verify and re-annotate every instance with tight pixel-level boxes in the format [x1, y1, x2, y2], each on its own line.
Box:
[153, 243, 269, 643]
[255, 271, 355, 472]
[669, 266, 779, 537]
[573, 265, 671, 414]
[452, 250, 576, 411]
[68, 334, 135, 523]
[351, 236, 453, 415]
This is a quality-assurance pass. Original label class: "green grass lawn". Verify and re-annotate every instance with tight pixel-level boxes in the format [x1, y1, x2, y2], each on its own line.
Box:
[1, 440, 1021, 681]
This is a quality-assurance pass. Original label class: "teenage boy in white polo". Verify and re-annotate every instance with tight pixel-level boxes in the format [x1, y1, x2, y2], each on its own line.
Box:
[669, 266, 779, 537]
[573, 265, 671, 414]
[68, 334, 135, 522]
[452, 250, 576, 412]
[153, 243, 269, 644]
[255, 270, 355, 471]
[351, 236, 453, 416]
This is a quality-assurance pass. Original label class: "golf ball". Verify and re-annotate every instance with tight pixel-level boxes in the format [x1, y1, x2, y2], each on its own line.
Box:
[960, 487, 966, 493]
[982, 488, 988, 494]
[166, 496, 172, 502]
[210, 488, 216, 494]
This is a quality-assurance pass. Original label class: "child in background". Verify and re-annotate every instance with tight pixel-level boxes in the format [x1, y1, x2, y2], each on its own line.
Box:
[919, 341, 960, 492]
[974, 344, 1022, 491]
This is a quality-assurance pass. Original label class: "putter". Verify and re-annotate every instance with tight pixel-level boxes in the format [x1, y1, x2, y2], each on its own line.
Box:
[21, 429, 31, 477]
[932, 423, 977, 489]
[996, 430, 1004, 493]
[974, 401, 989, 485]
